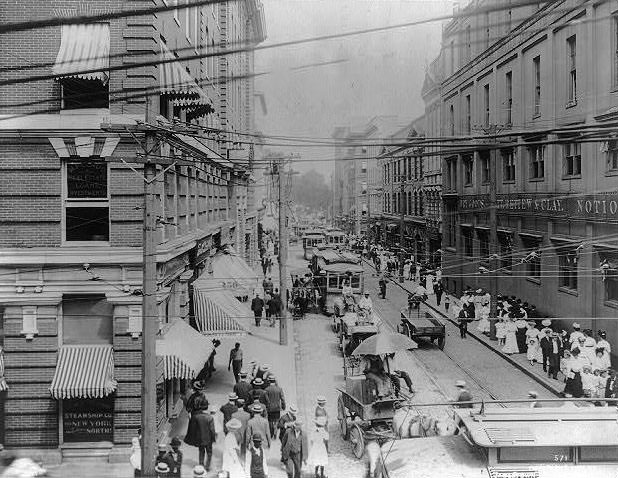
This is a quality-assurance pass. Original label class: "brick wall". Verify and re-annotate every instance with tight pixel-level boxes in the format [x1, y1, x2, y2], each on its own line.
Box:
[3, 306, 59, 447]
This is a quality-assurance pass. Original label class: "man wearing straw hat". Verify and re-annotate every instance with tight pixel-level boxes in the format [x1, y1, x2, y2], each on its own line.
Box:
[246, 403, 271, 450]
[282, 419, 308, 478]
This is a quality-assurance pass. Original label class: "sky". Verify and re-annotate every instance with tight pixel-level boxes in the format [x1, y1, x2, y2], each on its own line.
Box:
[254, 0, 453, 176]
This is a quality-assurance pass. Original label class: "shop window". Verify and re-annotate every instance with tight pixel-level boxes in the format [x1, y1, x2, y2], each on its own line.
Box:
[462, 228, 473, 257]
[62, 78, 109, 110]
[563, 142, 581, 177]
[558, 250, 578, 291]
[64, 160, 109, 242]
[63, 295, 113, 345]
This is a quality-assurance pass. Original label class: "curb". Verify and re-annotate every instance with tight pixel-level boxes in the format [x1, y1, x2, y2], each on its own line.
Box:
[363, 257, 563, 397]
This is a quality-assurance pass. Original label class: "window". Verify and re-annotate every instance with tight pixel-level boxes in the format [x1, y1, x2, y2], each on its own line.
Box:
[499, 235, 513, 270]
[580, 446, 618, 462]
[498, 446, 572, 464]
[361, 182, 367, 195]
[502, 149, 516, 182]
[465, 94, 471, 134]
[529, 144, 545, 179]
[478, 231, 489, 259]
[563, 142, 581, 177]
[613, 16, 618, 88]
[522, 239, 541, 278]
[62, 78, 109, 109]
[463, 155, 473, 186]
[480, 151, 490, 183]
[465, 25, 472, 62]
[505, 71, 513, 125]
[449, 105, 455, 136]
[484, 84, 490, 126]
[606, 271, 618, 302]
[65, 160, 109, 242]
[462, 228, 473, 256]
[361, 160, 367, 173]
[413, 191, 418, 215]
[608, 140, 618, 172]
[63, 295, 113, 344]
[559, 250, 578, 290]
[445, 209, 456, 247]
[533, 56, 541, 116]
[567, 35, 577, 104]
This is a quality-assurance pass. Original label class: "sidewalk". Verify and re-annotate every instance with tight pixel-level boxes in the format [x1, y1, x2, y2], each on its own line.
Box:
[371, 261, 564, 396]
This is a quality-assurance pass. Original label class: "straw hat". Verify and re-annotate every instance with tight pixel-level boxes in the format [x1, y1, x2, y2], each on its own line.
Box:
[253, 378, 264, 386]
[155, 462, 170, 474]
[542, 319, 552, 327]
[193, 465, 206, 478]
[289, 405, 298, 414]
[228, 392, 238, 401]
[316, 395, 326, 404]
[226, 418, 242, 431]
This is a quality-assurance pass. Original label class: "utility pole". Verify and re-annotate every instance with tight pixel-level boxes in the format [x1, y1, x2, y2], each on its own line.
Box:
[277, 159, 288, 346]
[399, 178, 405, 283]
[141, 97, 158, 474]
[486, 125, 500, 341]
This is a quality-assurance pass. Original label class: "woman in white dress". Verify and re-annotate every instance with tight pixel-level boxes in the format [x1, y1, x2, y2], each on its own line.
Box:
[308, 416, 329, 478]
[526, 323, 542, 365]
[597, 331, 612, 369]
[222, 419, 246, 478]
[502, 318, 520, 354]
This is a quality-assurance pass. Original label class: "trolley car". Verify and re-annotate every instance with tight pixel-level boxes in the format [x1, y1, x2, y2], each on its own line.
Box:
[302, 229, 326, 260]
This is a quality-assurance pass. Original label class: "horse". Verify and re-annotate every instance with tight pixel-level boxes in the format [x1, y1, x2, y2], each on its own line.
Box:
[391, 406, 459, 439]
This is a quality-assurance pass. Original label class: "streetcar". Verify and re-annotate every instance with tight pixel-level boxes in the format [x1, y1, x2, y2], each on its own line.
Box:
[325, 227, 346, 247]
[302, 229, 326, 260]
[378, 405, 618, 478]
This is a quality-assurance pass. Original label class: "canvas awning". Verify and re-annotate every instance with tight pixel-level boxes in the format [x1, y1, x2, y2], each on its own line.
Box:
[52, 23, 110, 84]
[156, 319, 214, 380]
[192, 286, 250, 335]
[49, 345, 117, 399]
[197, 250, 259, 297]
[160, 43, 211, 111]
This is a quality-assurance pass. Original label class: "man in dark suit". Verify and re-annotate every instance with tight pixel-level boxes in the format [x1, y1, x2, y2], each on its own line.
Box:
[251, 293, 265, 327]
[264, 376, 286, 439]
[540, 329, 552, 373]
[220, 393, 239, 434]
[234, 371, 253, 404]
[282, 419, 308, 478]
[605, 369, 618, 399]
[183, 397, 216, 471]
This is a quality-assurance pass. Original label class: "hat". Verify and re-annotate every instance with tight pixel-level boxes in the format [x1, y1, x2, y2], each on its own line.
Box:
[573, 322, 580, 329]
[253, 378, 264, 386]
[193, 465, 206, 478]
[269, 376, 277, 382]
[262, 364, 270, 370]
[170, 437, 181, 447]
[599, 331, 607, 338]
[237, 398, 245, 405]
[240, 371, 248, 378]
[251, 403, 264, 413]
[226, 418, 242, 431]
[249, 359, 257, 364]
[252, 433, 263, 443]
[476, 289, 483, 294]
[155, 462, 170, 473]
[542, 319, 551, 327]
[455, 380, 466, 388]
[228, 392, 238, 401]
[316, 395, 326, 404]
[289, 405, 298, 414]
[193, 380, 204, 391]
[158, 442, 168, 451]
[528, 391, 538, 398]
[315, 416, 327, 426]
[294, 418, 303, 426]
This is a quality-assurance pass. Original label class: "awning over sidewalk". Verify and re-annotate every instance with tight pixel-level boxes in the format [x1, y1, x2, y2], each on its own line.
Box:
[52, 24, 110, 84]
[156, 319, 214, 380]
[196, 249, 259, 298]
[50, 345, 117, 399]
[192, 286, 249, 335]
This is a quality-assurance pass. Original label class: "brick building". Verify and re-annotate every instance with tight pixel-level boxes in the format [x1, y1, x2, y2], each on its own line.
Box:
[0, 0, 265, 461]
[430, 0, 618, 360]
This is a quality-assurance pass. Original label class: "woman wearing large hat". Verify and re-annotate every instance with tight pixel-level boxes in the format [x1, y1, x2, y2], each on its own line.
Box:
[221, 418, 245, 477]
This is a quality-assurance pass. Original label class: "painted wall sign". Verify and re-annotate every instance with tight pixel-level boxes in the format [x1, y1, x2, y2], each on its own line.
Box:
[458, 193, 618, 221]
[63, 397, 113, 442]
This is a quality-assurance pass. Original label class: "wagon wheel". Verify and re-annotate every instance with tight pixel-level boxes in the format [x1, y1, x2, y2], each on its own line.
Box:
[349, 424, 365, 459]
[338, 395, 349, 439]
[437, 336, 445, 350]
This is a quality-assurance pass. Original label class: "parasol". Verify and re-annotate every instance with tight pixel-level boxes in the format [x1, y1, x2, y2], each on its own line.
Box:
[351, 331, 418, 356]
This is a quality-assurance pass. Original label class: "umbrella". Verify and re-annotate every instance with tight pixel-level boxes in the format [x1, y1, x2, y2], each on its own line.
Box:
[351, 331, 418, 356]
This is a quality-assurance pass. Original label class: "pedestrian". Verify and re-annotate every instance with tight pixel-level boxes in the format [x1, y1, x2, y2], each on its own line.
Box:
[605, 369, 618, 399]
[314, 396, 328, 428]
[245, 434, 269, 478]
[246, 403, 271, 450]
[454, 380, 473, 408]
[444, 294, 450, 314]
[251, 378, 270, 410]
[169, 437, 183, 477]
[185, 380, 207, 415]
[263, 276, 274, 296]
[457, 309, 468, 339]
[282, 419, 308, 478]
[547, 332, 563, 380]
[308, 416, 329, 478]
[222, 418, 245, 478]
[378, 276, 387, 299]
[231, 398, 250, 455]
[526, 321, 541, 366]
[264, 376, 286, 439]
[220, 393, 239, 434]
[228, 343, 244, 383]
[597, 330, 612, 369]
[433, 280, 444, 306]
[277, 405, 298, 461]
[184, 396, 216, 471]
[540, 328, 552, 373]
[264, 290, 272, 325]
[130, 428, 142, 477]
[155, 443, 175, 474]
[269, 288, 282, 327]
[251, 293, 264, 327]
[155, 462, 170, 478]
[234, 371, 253, 404]
[502, 318, 520, 354]
[564, 347, 585, 398]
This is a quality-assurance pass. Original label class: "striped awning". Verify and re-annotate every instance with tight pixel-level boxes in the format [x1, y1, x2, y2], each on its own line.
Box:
[156, 319, 214, 380]
[50, 345, 117, 400]
[0, 347, 7, 392]
[52, 24, 110, 84]
[192, 287, 249, 335]
[160, 43, 211, 108]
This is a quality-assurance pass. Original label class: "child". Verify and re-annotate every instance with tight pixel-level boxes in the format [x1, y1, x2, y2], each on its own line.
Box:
[560, 349, 571, 382]
[169, 437, 183, 477]
[581, 365, 596, 398]
[496, 318, 506, 346]
[597, 370, 609, 402]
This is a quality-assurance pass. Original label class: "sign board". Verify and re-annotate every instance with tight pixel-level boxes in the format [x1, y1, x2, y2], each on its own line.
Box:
[63, 397, 113, 442]
[458, 192, 618, 222]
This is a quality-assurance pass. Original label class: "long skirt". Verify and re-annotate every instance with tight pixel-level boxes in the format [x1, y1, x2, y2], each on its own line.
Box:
[564, 372, 584, 398]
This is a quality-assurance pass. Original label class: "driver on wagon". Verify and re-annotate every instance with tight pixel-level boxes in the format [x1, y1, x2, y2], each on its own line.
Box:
[358, 292, 373, 315]
[341, 279, 355, 308]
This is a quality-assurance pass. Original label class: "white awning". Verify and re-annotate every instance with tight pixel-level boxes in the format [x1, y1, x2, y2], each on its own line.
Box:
[195, 249, 259, 298]
[52, 24, 110, 84]
[160, 43, 211, 106]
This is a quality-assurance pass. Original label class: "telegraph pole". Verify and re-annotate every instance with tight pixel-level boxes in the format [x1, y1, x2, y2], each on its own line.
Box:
[141, 96, 158, 474]
[277, 159, 288, 346]
[399, 178, 405, 283]
[486, 125, 500, 341]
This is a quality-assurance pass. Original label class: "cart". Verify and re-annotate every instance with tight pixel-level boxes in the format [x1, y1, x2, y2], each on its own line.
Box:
[398, 307, 446, 350]
[337, 311, 379, 357]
